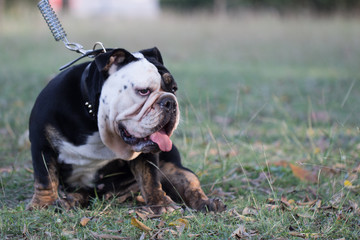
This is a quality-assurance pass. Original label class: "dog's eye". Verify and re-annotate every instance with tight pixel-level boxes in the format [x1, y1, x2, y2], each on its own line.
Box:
[138, 89, 151, 96]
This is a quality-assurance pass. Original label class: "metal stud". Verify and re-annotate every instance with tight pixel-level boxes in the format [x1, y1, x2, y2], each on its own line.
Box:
[85, 101, 95, 117]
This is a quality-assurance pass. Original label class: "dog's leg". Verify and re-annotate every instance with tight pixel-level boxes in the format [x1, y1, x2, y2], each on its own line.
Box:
[129, 153, 180, 214]
[56, 189, 89, 209]
[27, 149, 59, 210]
[159, 146, 226, 212]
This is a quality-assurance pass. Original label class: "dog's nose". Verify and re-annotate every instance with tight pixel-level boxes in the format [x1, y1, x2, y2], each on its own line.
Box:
[158, 97, 176, 112]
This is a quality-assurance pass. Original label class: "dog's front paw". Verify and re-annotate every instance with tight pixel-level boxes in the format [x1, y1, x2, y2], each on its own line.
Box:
[200, 198, 227, 212]
[54, 192, 88, 210]
[146, 195, 182, 215]
[26, 199, 49, 211]
[26, 193, 57, 210]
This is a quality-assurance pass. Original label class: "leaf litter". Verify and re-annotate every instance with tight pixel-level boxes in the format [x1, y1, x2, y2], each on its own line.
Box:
[128, 208, 193, 239]
[70, 154, 359, 240]
[34, 137, 359, 240]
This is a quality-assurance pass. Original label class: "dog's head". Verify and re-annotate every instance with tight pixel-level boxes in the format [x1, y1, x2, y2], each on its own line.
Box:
[95, 47, 179, 160]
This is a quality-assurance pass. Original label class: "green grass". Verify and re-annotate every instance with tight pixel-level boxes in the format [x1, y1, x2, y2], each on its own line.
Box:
[1, 10, 360, 239]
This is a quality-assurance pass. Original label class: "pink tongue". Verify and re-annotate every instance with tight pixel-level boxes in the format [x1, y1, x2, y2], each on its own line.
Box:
[150, 129, 172, 152]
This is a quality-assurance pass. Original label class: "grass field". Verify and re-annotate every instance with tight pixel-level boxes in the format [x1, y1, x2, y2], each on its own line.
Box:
[1, 9, 360, 239]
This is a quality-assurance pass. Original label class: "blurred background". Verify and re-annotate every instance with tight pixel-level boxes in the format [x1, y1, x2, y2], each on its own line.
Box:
[1, 0, 360, 16]
[0, 0, 359, 166]
[1, 2, 360, 237]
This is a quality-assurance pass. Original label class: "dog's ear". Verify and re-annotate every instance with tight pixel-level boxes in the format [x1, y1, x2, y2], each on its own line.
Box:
[140, 47, 178, 94]
[95, 49, 137, 76]
[139, 47, 164, 65]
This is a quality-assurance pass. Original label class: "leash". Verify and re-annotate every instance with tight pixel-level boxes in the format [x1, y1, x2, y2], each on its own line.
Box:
[37, 0, 107, 70]
[59, 46, 112, 71]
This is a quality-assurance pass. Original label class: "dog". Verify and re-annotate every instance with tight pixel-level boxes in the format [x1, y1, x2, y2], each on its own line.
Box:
[27, 47, 226, 213]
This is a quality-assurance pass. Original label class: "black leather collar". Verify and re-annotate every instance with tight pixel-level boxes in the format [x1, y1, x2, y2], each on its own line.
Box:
[80, 63, 95, 118]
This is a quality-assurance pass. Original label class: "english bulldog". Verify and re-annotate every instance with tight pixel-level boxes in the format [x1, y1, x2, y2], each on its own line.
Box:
[27, 47, 226, 213]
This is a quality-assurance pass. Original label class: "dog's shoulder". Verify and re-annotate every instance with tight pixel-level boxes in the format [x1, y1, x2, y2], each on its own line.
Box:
[29, 61, 97, 146]
[36, 62, 90, 100]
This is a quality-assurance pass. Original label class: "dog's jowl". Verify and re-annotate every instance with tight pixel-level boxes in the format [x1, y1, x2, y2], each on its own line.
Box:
[27, 47, 226, 213]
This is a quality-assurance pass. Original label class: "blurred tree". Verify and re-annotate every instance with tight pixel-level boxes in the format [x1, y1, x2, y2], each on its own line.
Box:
[214, 0, 227, 15]
[62, 0, 69, 11]
[2, 0, 360, 14]
[0, 0, 4, 16]
[160, 0, 360, 14]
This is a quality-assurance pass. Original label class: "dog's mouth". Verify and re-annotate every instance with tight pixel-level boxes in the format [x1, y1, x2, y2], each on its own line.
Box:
[119, 118, 175, 153]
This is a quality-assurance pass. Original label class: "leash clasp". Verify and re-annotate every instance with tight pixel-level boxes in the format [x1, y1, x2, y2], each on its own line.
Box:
[92, 42, 107, 54]
[63, 39, 86, 55]
[63, 40, 107, 57]
[59, 42, 110, 71]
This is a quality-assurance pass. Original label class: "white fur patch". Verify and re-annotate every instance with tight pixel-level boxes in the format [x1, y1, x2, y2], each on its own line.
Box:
[97, 52, 179, 160]
[58, 132, 116, 188]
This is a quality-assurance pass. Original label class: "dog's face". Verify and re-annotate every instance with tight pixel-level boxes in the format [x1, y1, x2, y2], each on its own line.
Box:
[96, 48, 179, 160]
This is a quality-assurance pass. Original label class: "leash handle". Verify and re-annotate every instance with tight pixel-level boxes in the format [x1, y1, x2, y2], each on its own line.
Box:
[37, 0, 67, 42]
[37, 0, 108, 70]
[38, 0, 86, 54]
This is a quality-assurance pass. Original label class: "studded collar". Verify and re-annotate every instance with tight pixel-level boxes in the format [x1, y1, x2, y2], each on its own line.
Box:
[80, 63, 96, 119]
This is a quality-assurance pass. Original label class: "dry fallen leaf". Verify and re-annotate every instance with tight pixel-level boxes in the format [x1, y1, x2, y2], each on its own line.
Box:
[0, 167, 12, 173]
[280, 197, 296, 211]
[265, 198, 280, 210]
[61, 229, 75, 237]
[272, 160, 289, 167]
[80, 217, 91, 227]
[330, 192, 344, 207]
[166, 229, 179, 235]
[90, 231, 129, 239]
[231, 224, 246, 239]
[347, 185, 360, 193]
[231, 224, 258, 239]
[281, 196, 291, 207]
[208, 187, 235, 199]
[230, 209, 255, 222]
[271, 161, 318, 183]
[289, 231, 321, 238]
[348, 200, 359, 214]
[151, 229, 165, 239]
[136, 210, 148, 221]
[188, 233, 201, 238]
[297, 199, 317, 207]
[315, 200, 322, 209]
[242, 206, 259, 216]
[169, 218, 189, 236]
[266, 198, 276, 204]
[169, 218, 189, 228]
[157, 220, 165, 228]
[131, 217, 152, 232]
[265, 204, 280, 211]
[296, 212, 314, 219]
[289, 163, 318, 183]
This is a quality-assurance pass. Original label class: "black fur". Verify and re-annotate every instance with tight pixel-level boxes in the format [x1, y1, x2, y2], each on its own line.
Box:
[28, 47, 225, 212]
[29, 47, 178, 193]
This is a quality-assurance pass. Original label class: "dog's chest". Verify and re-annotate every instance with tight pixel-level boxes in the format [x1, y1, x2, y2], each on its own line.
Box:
[58, 132, 117, 188]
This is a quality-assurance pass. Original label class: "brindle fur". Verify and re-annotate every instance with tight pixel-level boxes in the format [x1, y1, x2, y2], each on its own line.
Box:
[27, 146, 226, 213]
[27, 48, 226, 213]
